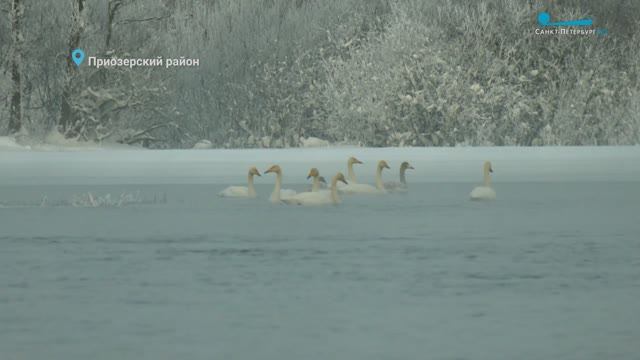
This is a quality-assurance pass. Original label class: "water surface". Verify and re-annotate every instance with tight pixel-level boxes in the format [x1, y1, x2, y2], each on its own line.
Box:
[1, 180, 639, 360]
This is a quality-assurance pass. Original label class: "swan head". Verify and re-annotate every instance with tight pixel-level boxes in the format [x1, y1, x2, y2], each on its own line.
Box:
[400, 161, 414, 171]
[378, 160, 391, 170]
[248, 166, 261, 177]
[348, 157, 363, 166]
[334, 172, 348, 185]
[484, 161, 493, 174]
[264, 165, 282, 175]
[307, 168, 320, 180]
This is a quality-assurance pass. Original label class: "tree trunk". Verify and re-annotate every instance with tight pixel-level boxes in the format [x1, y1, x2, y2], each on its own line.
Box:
[9, 0, 23, 134]
[59, 0, 86, 137]
[106, 0, 123, 48]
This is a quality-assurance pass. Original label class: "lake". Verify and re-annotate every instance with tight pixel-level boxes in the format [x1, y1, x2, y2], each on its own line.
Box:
[1, 147, 639, 360]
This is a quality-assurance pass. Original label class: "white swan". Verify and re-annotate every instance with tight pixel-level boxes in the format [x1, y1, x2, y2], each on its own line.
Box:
[384, 161, 414, 192]
[283, 172, 348, 206]
[304, 170, 327, 192]
[339, 160, 390, 194]
[470, 161, 496, 201]
[218, 166, 261, 198]
[346, 156, 363, 183]
[306, 168, 325, 192]
[264, 165, 297, 203]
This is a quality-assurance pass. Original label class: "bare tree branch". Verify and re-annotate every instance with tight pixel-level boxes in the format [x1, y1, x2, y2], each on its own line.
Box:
[116, 15, 170, 24]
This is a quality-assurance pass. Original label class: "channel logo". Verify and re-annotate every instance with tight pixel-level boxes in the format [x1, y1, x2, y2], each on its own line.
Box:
[534, 11, 608, 36]
[537, 11, 593, 27]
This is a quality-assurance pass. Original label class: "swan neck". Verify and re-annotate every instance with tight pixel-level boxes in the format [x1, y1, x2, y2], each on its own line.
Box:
[347, 163, 357, 183]
[483, 169, 491, 187]
[271, 172, 282, 202]
[375, 167, 384, 190]
[311, 176, 320, 192]
[331, 178, 341, 204]
[247, 174, 256, 197]
[400, 168, 407, 185]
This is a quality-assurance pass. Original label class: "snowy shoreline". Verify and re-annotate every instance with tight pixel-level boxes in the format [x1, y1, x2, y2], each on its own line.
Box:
[1, 145, 639, 185]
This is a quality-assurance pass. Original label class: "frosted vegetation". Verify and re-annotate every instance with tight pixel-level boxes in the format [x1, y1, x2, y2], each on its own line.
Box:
[0, 0, 639, 148]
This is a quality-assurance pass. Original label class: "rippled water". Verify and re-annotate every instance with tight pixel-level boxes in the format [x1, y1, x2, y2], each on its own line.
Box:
[1, 180, 639, 360]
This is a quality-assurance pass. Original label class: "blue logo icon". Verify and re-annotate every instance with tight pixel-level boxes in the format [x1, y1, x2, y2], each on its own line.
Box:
[537, 12, 593, 27]
[71, 49, 85, 67]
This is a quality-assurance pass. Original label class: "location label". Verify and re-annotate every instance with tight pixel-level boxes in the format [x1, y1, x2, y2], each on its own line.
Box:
[72, 49, 85, 67]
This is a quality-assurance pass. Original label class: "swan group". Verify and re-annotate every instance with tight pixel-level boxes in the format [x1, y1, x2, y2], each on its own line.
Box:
[283, 172, 348, 206]
[338, 159, 390, 194]
[218, 157, 496, 206]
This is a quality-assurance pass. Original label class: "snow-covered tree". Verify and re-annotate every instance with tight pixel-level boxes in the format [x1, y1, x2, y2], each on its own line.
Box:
[59, 0, 87, 137]
[0, 0, 639, 147]
[8, 0, 23, 134]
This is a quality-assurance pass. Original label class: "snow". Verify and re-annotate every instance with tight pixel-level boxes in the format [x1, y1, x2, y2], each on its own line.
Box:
[193, 140, 214, 149]
[0, 133, 137, 152]
[1, 146, 638, 185]
[300, 137, 330, 148]
[0, 136, 25, 150]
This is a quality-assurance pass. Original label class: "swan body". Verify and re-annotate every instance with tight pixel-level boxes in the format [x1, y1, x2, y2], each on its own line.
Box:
[280, 189, 297, 198]
[384, 161, 414, 193]
[284, 172, 348, 206]
[470, 186, 496, 200]
[264, 165, 297, 203]
[470, 161, 496, 201]
[339, 183, 378, 194]
[219, 186, 252, 197]
[219, 166, 261, 198]
[339, 160, 390, 195]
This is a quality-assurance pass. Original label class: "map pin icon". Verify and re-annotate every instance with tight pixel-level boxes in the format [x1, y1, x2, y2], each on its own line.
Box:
[72, 49, 85, 67]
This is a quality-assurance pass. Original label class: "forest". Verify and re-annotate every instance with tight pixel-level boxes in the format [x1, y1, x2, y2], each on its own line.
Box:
[1, 0, 639, 148]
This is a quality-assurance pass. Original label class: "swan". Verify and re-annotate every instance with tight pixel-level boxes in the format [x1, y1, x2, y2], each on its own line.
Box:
[339, 160, 390, 194]
[470, 161, 496, 201]
[218, 166, 261, 198]
[346, 156, 363, 183]
[304, 168, 327, 192]
[283, 172, 348, 206]
[384, 161, 414, 192]
[337, 156, 362, 190]
[264, 165, 297, 203]
[305, 178, 327, 192]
